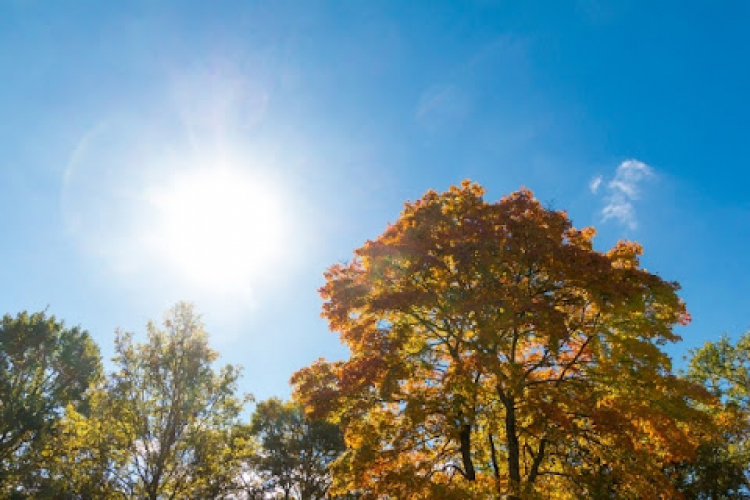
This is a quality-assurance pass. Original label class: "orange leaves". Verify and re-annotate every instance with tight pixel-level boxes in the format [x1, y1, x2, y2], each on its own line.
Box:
[338, 355, 388, 394]
[607, 239, 644, 269]
[290, 359, 344, 421]
[564, 225, 597, 250]
[676, 300, 692, 325]
[294, 181, 703, 499]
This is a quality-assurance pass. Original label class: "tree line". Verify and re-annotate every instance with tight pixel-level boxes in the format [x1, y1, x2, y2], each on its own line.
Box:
[1, 182, 748, 499]
[0, 304, 345, 499]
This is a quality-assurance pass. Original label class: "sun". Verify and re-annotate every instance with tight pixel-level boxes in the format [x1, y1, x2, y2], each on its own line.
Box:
[143, 166, 288, 293]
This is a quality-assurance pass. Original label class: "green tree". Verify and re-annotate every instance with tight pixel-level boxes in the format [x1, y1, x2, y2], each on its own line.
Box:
[0, 311, 101, 494]
[293, 183, 713, 500]
[689, 332, 750, 413]
[44, 302, 252, 499]
[667, 332, 750, 499]
[249, 398, 345, 500]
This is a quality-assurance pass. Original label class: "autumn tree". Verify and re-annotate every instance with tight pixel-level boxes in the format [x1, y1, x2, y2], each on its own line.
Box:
[44, 302, 252, 499]
[248, 398, 345, 499]
[0, 311, 101, 495]
[292, 182, 712, 499]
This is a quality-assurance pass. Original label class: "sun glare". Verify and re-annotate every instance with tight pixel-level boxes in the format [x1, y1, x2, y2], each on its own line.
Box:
[144, 167, 288, 293]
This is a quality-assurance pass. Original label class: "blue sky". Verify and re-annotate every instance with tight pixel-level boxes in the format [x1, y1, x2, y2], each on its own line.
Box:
[1, 1, 748, 401]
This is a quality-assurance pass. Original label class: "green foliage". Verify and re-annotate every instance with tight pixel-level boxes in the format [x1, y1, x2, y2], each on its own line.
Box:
[670, 332, 750, 498]
[690, 332, 750, 408]
[40, 302, 253, 499]
[666, 441, 749, 500]
[0, 311, 101, 494]
[249, 398, 345, 499]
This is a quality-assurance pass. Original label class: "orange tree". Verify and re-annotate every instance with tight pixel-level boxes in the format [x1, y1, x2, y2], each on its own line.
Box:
[292, 182, 713, 499]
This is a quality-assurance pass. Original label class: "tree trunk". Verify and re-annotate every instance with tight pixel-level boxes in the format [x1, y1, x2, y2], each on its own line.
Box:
[502, 392, 522, 500]
[147, 482, 159, 500]
[459, 423, 476, 480]
[488, 432, 500, 481]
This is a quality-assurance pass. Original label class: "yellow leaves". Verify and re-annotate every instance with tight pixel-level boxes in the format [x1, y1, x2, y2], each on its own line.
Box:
[607, 239, 644, 269]
[564, 225, 597, 249]
[294, 181, 704, 499]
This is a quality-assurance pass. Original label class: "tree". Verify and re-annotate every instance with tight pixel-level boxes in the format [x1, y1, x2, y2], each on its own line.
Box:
[248, 398, 345, 499]
[689, 332, 750, 416]
[665, 440, 749, 500]
[44, 302, 252, 499]
[0, 311, 101, 494]
[292, 182, 712, 499]
[666, 332, 750, 498]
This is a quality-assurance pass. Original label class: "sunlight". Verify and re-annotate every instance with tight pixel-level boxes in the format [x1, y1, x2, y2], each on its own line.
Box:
[143, 166, 288, 294]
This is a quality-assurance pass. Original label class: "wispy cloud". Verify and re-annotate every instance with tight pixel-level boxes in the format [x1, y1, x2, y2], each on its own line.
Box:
[591, 159, 655, 230]
[415, 83, 471, 131]
[588, 175, 603, 194]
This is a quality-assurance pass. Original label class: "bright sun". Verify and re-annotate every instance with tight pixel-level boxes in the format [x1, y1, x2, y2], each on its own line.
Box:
[143, 167, 288, 293]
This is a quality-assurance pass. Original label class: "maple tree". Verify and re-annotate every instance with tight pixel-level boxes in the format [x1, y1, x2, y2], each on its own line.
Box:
[292, 182, 713, 499]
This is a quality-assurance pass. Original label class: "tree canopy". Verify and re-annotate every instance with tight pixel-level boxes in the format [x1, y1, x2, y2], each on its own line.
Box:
[249, 398, 345, 499]
[293, 182, 713, 499]
[0, 311, 101, 494]
[668, 332, 750, 498]
[40, 302, 253, 499]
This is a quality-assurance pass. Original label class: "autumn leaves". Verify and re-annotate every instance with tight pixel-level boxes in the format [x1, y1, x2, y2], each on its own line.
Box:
[292, 182, 725, 499]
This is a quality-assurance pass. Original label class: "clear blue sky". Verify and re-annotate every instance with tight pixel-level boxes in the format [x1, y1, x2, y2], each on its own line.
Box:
[1, 1, 748, 402]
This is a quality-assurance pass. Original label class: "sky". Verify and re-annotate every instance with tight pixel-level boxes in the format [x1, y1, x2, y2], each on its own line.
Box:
[1, 1, 749, 402]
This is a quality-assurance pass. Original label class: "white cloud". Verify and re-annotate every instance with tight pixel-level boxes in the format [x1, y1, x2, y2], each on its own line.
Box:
[592, 159, 655, 230]
[589, 175, 603, 193]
